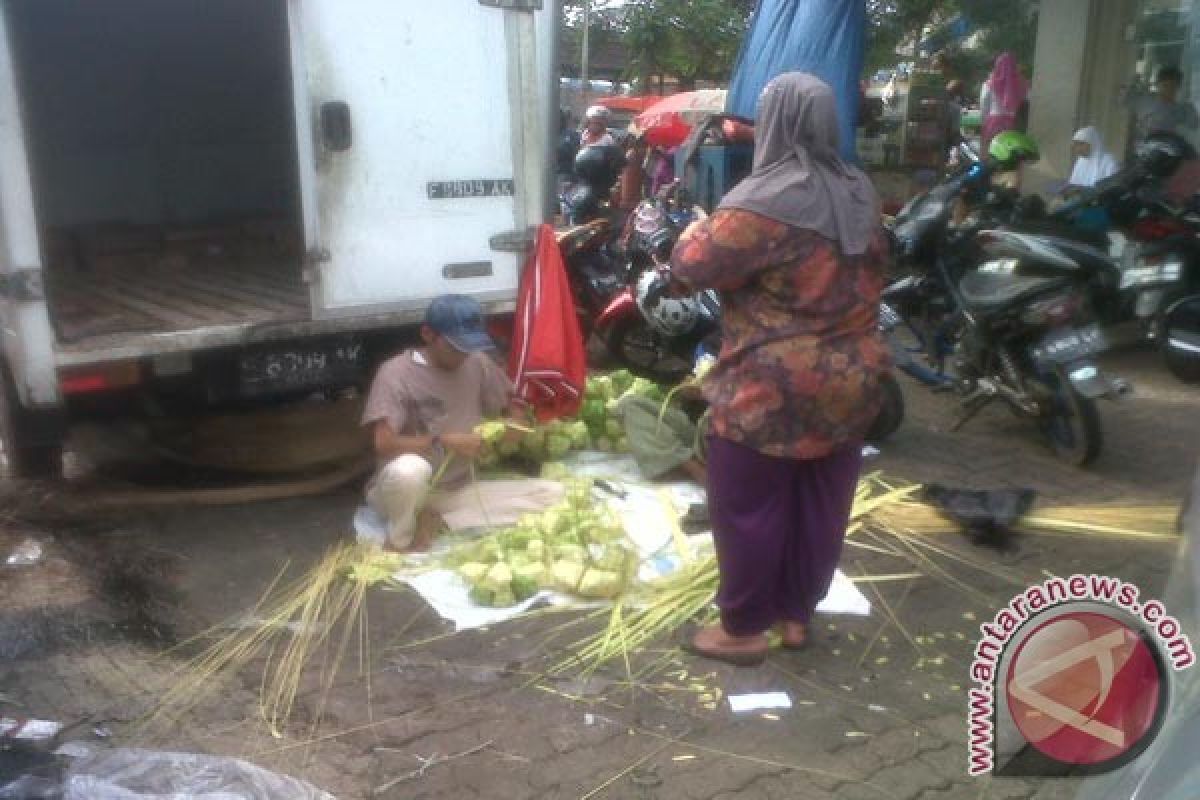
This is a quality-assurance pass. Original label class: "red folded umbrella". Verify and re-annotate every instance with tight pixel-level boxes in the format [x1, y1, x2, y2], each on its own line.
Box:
[508, 224, 587, 422]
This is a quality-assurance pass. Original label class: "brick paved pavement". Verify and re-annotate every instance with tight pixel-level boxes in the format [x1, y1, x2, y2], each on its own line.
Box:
[1, 346, 1196, 799]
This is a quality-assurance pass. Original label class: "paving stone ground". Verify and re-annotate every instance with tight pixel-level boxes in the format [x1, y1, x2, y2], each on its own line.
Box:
[1, 345, 1196, 799]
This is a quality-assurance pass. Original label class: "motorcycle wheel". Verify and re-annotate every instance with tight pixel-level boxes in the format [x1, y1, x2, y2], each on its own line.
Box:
[603, 316, 693, 384]
[1037, 373, 1103, 467]
[866, 373, 905, 443]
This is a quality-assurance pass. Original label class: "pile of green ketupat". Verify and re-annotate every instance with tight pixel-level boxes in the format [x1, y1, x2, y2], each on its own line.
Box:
[475, 369, 666, 467]
[443, 478, 638, 607]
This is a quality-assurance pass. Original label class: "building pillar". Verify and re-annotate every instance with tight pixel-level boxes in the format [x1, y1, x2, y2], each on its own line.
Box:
[1025, 0, 1138, 194]
[1025, 0, 1093, 194]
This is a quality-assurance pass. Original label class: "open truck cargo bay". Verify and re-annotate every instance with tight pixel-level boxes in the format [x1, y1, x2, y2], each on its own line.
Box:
[0, 0, 555, 394]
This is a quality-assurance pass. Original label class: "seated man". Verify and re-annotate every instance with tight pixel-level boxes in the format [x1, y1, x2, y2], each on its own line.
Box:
[362, 294, 561, 550]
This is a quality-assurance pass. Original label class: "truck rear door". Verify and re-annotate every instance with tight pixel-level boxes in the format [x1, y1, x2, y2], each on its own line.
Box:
[288, 0, 550, 319]
[0, 5, 58, 407]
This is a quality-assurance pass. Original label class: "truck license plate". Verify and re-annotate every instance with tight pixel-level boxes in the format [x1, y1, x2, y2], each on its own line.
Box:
[238, 339, 366, 397]
[1030, 324, 1106, 367]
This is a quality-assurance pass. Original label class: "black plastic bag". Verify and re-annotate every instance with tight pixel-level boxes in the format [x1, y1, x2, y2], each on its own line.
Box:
[921, 485, 1037, 550]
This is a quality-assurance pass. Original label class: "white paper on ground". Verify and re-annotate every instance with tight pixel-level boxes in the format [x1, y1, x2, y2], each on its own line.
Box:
[0, 718, 62, 740]
[728, 692, 793, 713]
[819, 568, 871, 616]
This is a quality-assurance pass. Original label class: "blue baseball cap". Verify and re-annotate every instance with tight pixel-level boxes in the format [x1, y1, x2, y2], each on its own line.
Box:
[424, 294, 495, 353]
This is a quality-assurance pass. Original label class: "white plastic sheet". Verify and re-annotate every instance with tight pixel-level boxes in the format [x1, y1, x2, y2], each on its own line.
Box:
[390, 451, 871, 629]
[63, 748, 335, 800]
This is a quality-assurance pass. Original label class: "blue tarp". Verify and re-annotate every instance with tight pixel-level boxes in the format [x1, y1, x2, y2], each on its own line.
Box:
[726, 0, 866, 162]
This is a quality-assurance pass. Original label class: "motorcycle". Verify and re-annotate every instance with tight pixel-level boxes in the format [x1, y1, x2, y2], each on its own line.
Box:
[884, 148, 1127, 465]
[556, 219, 626, 337]
[560, 143, 626, 226]
[593, 187, 709, 382]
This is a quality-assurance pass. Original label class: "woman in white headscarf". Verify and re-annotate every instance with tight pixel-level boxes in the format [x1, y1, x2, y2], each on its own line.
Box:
[1067, 126, 1120, 191]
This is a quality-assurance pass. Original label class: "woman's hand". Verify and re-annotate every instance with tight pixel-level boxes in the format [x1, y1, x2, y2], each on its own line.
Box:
[440, 432, 484, 460]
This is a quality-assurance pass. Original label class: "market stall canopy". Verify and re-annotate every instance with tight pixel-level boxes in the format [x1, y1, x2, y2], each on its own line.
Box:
[594, 95, 662, 114]
[631, 89, 728, 147]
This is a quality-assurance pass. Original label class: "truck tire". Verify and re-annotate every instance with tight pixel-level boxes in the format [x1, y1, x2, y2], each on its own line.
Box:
[0, 363, 63, 479]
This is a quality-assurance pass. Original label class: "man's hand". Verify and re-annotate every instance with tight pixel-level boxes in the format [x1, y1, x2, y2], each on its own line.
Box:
[440, 432, 484, 460]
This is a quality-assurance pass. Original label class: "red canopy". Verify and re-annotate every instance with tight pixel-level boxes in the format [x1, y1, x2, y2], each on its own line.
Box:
[508, 225, 587, 422]
[632, 89, 729, 148]
[594, 95, 663, 114]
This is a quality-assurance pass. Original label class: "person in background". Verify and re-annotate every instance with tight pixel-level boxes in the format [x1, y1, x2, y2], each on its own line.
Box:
[1065, 126, 1120, 193]
[648, 145, 677, 197]
[944, 79, 967, 153]
[581, 105, 616, 148]
[361, 295, 561, 551]
[1125, 65, 1199, 143]
[980, 52, 1029, 152]
[668, 73, 890, 666]
[556, 109, 581, 183]
[616, 134, 649, 212]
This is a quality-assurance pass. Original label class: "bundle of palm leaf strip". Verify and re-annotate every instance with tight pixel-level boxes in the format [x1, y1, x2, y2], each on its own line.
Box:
[143, 543, 406, 739]
[872, 496, 1180, 541]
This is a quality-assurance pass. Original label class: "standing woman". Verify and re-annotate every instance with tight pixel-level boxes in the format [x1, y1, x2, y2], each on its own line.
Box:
[980, 52, 1029, 153]
[670, 73, 890, 666]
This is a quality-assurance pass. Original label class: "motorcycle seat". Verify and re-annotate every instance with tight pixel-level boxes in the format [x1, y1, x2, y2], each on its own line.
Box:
[959, 270, 1071, 312]
[1014, 221, 1109, 250]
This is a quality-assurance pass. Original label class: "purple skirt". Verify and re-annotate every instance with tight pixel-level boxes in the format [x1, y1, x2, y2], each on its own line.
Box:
[706, 436, 863, 637]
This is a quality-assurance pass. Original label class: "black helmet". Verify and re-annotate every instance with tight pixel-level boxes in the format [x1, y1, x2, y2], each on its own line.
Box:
[563, 185, 600, 224]
[1135, 132, 1196, 178]
[573, 144, 624, 190]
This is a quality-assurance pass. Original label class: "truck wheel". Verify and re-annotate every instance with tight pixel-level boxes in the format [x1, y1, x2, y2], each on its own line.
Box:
[0, 364, 63, 479]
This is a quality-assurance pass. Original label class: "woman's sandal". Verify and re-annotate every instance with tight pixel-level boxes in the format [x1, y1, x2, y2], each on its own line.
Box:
[680, 624, 768, 668]
[775, 622, 809, 651]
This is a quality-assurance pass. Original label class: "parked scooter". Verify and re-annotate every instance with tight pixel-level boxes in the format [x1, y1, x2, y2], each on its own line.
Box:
[1030, 133, 1200, 344]
[560, 143, 625, 225]
[594, 186, 706, 382]
[884, 131, 1128, 465]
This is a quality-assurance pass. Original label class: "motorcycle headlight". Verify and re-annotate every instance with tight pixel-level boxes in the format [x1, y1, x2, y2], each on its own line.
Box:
[1119, 255, 1186, 289]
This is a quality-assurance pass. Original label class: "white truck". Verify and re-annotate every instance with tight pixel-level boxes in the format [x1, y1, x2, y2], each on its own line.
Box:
[0, 0, 560, 477]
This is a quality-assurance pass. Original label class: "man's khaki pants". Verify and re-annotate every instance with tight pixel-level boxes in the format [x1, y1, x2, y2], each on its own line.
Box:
[366, 454, 565, 549]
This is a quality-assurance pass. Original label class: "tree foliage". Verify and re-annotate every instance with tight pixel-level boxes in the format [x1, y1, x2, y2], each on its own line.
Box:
[563, 0, 750, 90]
[865, 0, 1039, 78]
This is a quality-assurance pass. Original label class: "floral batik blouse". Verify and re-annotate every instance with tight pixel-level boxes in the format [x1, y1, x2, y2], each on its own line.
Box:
[672, 208, 890, 460]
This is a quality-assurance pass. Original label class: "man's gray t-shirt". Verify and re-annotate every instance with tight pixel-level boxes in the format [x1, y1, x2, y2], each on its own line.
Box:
[1132, 94, 1199, 141]
[362, 349, 513, 488]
